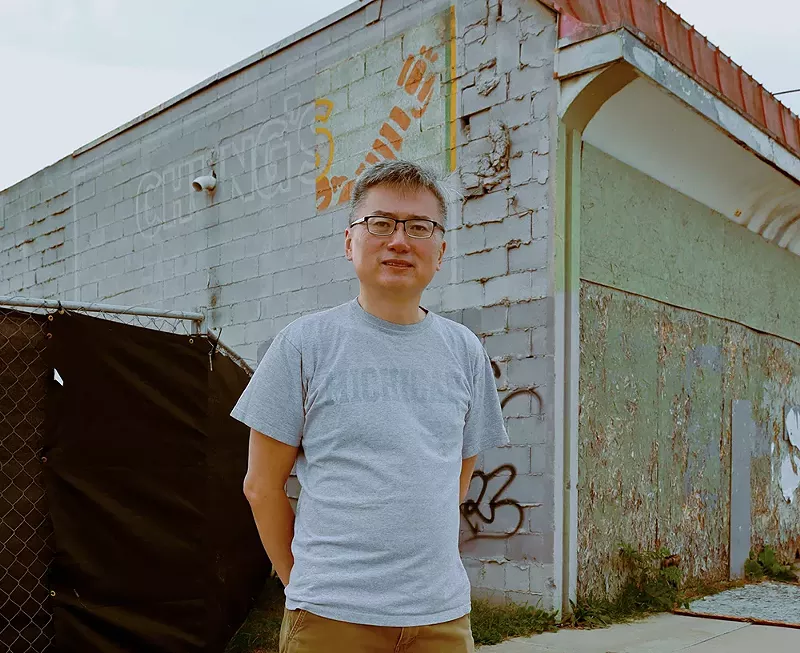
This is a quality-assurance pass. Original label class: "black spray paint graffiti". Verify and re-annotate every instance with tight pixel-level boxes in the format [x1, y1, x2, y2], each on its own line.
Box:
[461, 464, 524, 540]
[460, 376, 543, 541]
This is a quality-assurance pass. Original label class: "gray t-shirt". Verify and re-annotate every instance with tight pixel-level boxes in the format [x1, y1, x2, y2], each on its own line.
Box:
[230, 298, 509, 626]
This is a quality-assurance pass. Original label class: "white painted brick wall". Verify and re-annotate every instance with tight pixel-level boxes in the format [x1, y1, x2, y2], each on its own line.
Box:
[453, 0, 559, 610]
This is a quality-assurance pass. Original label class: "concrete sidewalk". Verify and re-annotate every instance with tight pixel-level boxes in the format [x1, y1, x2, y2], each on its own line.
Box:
[478, 613, 799, 652]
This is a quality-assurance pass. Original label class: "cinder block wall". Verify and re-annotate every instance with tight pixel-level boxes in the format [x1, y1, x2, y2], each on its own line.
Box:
[0, 0, 560, 610]
[444, 0, 559, 609]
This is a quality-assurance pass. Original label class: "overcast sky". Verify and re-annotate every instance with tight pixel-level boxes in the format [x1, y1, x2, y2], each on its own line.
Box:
[1, 0, 798, 192]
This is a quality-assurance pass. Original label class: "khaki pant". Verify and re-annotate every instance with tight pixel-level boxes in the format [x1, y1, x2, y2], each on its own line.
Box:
[279, 608, 475, 653]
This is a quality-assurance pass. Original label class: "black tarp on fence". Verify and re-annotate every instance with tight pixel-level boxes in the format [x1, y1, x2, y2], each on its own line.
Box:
[2, 308, 268, 652]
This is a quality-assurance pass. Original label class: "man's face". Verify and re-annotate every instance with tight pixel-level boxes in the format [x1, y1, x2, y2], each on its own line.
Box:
[345, 184, 447, 299]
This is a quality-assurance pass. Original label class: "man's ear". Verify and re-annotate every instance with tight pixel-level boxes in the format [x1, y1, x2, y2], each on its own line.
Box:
[344, 228, 353, 261]
[436, 239, 447, 271]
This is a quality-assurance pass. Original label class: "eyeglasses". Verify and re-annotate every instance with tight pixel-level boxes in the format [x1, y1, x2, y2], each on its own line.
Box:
[350, 215, 444, 239]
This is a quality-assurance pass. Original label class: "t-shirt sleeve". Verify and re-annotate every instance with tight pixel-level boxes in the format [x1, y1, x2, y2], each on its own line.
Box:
[230, 332, 305, 447]
[462, 346, 509, 458]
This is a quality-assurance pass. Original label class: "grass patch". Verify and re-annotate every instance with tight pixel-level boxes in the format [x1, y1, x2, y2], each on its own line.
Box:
[470, 598, 558, 646]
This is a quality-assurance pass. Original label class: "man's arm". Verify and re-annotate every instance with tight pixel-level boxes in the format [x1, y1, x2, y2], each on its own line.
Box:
[460, 454, 478, 505]
[243, 428, 299, 587]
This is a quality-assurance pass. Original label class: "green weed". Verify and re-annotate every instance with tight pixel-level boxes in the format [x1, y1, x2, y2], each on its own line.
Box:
[566, 544, 686, 628]
[744, 546, 796, 582]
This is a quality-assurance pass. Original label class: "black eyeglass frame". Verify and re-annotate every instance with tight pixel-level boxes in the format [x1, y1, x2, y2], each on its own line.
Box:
[350, 215, 445, 239]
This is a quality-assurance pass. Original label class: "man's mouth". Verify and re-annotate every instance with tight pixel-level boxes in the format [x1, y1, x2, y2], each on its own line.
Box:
[382, 260, 413, 268]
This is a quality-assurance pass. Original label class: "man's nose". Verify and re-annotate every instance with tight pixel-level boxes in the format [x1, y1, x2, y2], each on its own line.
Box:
[387, 222, 411, 248]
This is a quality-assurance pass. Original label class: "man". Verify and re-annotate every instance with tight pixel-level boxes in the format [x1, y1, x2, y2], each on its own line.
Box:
[231, 160, 509, 652]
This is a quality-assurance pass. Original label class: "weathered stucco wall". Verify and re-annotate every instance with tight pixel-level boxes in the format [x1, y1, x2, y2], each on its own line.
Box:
[581, 145, 800, 344]
[578, 283, 800, 596]
[577, 144, 800, 598]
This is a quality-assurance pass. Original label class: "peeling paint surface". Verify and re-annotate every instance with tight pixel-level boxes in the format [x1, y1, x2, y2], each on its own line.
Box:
[781, 408, 800, 503]
[578, 282, 800, 598]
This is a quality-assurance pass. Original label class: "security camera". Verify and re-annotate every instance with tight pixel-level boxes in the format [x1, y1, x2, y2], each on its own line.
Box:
[192, 173, 217, 192]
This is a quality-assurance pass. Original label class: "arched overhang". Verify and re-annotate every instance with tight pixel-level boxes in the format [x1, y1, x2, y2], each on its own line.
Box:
[558, 29, 800, 255]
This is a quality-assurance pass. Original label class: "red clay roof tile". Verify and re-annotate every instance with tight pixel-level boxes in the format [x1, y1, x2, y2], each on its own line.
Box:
[716, 53, 746, 113]
[782, 106, 800, 152]
[689, 30, 720, 92]
[739, 70, 767, 128]
[543, 0, 800, 157]
[763, 91, 785, 140]
[661, 9, 693, 71]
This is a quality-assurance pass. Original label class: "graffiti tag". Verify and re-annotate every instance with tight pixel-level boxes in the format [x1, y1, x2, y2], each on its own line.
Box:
[461, 464, 525, 540]
[460, 385, 544, 540]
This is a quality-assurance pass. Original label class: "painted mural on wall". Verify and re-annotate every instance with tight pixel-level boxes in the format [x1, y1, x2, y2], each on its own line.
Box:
[578, 281, 800, 598]
[313, 8, 456, 213]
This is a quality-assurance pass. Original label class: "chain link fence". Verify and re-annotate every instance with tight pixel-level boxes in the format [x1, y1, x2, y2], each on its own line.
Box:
[0, 296, 204, 653]
[0, 306, 52, 653]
